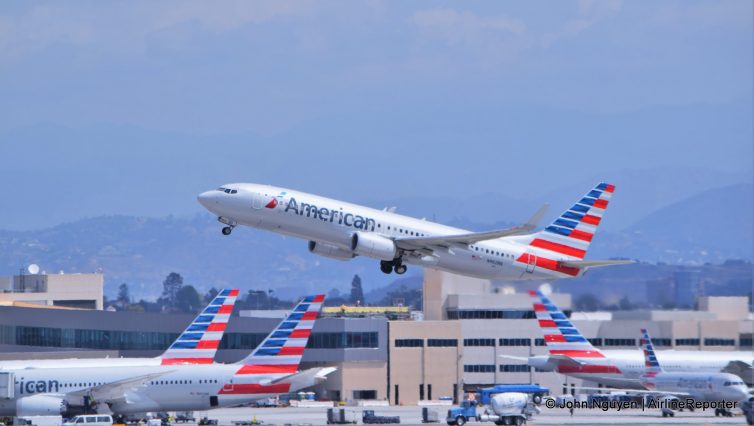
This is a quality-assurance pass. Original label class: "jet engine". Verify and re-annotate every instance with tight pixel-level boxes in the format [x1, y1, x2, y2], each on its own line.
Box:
[351, 232, 396, 261]
[308, 241, 355, 260]
[16, 394, 68, 416]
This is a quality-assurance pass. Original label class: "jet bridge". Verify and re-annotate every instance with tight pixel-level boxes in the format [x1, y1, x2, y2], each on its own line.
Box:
[0, 372, 15, 398]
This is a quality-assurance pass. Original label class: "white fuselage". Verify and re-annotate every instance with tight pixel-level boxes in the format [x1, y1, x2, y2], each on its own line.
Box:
[0, 358, 162, 371]
[0, 364, 310, 416]
[641, 371, 749, 401]
[528, 350, 752, 389]
[198, 184, 572, 280]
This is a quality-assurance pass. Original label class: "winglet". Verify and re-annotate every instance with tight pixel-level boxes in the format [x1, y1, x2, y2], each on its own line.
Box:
[524, 203, 550, 230]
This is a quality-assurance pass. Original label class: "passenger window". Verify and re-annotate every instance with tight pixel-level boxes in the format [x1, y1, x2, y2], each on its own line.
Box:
[85, 417, 97, 423]
[97, 417, 110, 422]
[75, 418, 84, 424]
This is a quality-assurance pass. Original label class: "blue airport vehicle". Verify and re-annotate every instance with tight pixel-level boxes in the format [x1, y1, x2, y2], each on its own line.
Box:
[447, 385, 549, 426]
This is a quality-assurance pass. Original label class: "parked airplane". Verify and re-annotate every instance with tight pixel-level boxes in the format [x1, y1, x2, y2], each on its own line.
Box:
[631, 328, 749, 404]
[503, 291, 753, 388]
[0, 295, 334, 416]
[198, 183, 631, 280]
[0, 289, 239, 371]
[0, 289, 239, 370]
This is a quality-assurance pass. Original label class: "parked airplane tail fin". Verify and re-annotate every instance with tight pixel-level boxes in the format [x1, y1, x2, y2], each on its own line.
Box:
[160, 288, 239, 365]
[517, 183, 616, 260]
[235, 294, 325, 374]
[640, 328, 664, 373]
[529, 290, 605, 359]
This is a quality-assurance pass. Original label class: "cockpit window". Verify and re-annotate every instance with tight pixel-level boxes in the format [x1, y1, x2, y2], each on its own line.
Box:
[231, 189, 237, 194]
[217, 187, 226, 192]
[217, 187, 237, 194]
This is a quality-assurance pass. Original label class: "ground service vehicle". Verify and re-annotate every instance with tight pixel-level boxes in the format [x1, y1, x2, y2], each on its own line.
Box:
[362, 410, 400, 424]
[447, 385, 548, 426]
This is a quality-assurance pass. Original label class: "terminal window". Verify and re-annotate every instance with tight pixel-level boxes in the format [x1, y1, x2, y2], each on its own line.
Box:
[604, 338, 636, 347]
[499, 338, 531, 346]
[464, 364, 495, 373]
[352, 390, 377, 400]
[464, 338, 495, 347]
[395, 338, 424, 347]
[427, 339, 458, 347]
[499, 364, 531, 373]
[675, 338, 701, 346]
[704, 338, 735, 346]
[534, 338, 546, 346]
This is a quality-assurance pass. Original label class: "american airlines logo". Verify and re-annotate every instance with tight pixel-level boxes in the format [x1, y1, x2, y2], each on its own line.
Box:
[18, 379, 60, 394]
[285, 197, 376, 231]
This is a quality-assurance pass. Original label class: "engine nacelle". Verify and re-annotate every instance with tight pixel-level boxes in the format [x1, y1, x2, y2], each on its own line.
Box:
[308, 241, 356, 261]
[351, 232, 396, 261]
[16, 394, 67, 416]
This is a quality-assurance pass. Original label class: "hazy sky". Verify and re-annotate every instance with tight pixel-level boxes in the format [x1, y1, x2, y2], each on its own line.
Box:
[0, 1, 752, 229]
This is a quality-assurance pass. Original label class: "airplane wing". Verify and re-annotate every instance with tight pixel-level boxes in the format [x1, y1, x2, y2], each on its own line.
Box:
[559, 259, 635, 268]
[68, 370, 174, 402]
[394, 204, 549, 250]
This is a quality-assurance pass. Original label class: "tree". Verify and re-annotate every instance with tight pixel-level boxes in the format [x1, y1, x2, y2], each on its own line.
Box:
[574, 294, 600, 311]
[161, 272, 184, 308]
[117, 283, 130, 308]
[175, 285, 202, 314]
[618, 296, 633, 311]
[350, 275, 364, 305]
[204, 287, 219, 304]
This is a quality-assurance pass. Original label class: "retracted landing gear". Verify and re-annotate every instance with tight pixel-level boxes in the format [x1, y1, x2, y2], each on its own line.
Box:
[380, 259, 407, 275]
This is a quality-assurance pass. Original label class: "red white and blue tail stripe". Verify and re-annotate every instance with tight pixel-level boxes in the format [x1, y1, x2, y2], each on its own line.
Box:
[235, 294, 325, 375]
[530, 182, 615, 260]
[160, 288, 239, 365]
[640, 328, 663, 373]
[530, 290, 603, 359]
[529, 290, 621, 374]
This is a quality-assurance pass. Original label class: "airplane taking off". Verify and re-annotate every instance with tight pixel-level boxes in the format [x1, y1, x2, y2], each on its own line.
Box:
[0, 289, 240, 371]
[0, 295, 333, 417]
[198, 183, 631, 280]
[507, 291, 754, 389]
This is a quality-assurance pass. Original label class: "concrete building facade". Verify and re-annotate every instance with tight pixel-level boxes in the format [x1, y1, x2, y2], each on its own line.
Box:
[0, 273, 103, 310]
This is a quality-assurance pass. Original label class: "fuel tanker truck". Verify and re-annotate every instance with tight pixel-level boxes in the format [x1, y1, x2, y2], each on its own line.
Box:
[446, 385, 548, 426]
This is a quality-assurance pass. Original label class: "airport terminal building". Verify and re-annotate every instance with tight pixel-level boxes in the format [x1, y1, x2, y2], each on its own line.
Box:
[0, 269, 751, 405]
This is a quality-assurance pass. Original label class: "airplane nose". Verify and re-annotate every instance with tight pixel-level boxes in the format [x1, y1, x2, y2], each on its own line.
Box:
[197, 191, 214, 208]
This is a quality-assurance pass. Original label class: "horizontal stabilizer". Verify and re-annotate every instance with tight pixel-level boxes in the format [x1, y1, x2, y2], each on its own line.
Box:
[549, 354, 586, 368]
[559, 259, 635, 269]
[498, 354, 530, 362]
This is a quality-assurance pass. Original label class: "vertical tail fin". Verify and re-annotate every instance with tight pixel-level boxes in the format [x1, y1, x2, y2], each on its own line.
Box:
[235, 294, 325, 374]
[640, 328, 663, 373]
[160, 288, 239, 365]
[524, 183, 615, 260]
[529, 290, 604, 359]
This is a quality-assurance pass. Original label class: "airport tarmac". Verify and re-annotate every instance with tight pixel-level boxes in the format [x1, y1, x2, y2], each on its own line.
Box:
[190, 405, 747, 425]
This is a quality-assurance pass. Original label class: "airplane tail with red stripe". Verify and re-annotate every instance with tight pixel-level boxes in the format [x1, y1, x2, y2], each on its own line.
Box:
[235, 294, 325, 375]
[529, 290, 605, 359]
[160, 288, 239, 365]
[525, 182, 615, 260]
